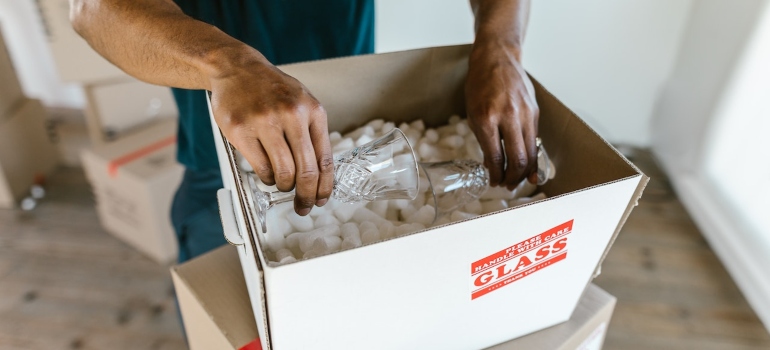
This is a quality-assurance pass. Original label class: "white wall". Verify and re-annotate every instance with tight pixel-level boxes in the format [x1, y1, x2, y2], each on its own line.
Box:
[377, 0, 693, 147]
[650, 0, 770, 331]
[0, 0, 84, 108]
[4, 0, 692, 147]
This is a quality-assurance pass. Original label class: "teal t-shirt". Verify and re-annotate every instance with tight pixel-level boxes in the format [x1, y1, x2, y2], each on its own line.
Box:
[172, 0, 374, 171]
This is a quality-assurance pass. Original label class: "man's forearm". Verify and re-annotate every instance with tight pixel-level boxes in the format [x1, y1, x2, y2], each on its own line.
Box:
[470, 0, 531, 60]
[70, 0, 263, 90]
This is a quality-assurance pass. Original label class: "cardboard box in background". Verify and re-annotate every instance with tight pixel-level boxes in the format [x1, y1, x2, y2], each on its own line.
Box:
[81, 119, 183, 264]
[0, 23, 25, 118]
[211, 46, 648, 350]
[83, 78, 178, 147]
[37, 0, 127, 83]
[172, 245, 616, 350]
[0, 99, 60, 208]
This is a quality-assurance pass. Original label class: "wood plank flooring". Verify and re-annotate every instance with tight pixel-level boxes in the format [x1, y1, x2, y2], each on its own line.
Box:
[0, 150, 768, 349]
[594, 149, 770, 350]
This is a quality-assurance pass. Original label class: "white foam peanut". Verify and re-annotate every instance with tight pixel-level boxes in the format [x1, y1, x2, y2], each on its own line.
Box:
[368, 200, 388, 218]
[340, 223, 360, 240]
[353, 207, 387, 225]
[341, 235, 363, 250]
[274, 248, 295, 261]
[409, 119, 425, 131]
[332, 138, 355, 155]
[440, 135, 465, 149]
[391, 199, 410, 210]
[308, 205, 328, 218]
[315, 214, 341, 227]
[287, 211, 314, 232]
[455, 122, 470, 136]
[299, 225, 342, 252]
[464, 200, 483, 215]
[424, 129, 439, 143]
[481, 199, 509, 213]
[358, 221, 377, 233]
[329, 131, 342, 145]
[377, 221, 396, 240]
[360, 228, 381, 244]
[511, 179, 537, 199]
[311, 235, 342, 253]
[367, 119, 385, 131]
[481, 186, 517, 200]
[334, 202, 362, 223]
[450, 211, 477, 222]
[265, 231, 286, 251]
[408, 204, 435, 226]
[355, 134, 374, 147]
[448, 115, 461, 125]
[398, 122, 410, 132]
[382, 122, 395, 134]
[279, 256, 297, 265]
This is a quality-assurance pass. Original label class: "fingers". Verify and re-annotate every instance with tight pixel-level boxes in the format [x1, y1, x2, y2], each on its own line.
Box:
[471, 121, 505, 187]
[500, 121, 528, 189]
[260, 129, 296, 193]
[240, 139, 275, 186]
[309, 112, 334, 207]
[284, 118, 320, 216]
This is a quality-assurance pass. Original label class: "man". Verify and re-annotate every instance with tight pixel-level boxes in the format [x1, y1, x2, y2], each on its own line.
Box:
[70, 0, 539, 263]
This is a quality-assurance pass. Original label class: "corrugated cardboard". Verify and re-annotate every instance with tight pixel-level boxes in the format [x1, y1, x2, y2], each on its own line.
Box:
[0, 99, 59, 208]
[0, 23, 25, 118]
[210, 45, 648, 350]
[83, 78, 178, 146]
[172, 245, 616, 350]
[37, 0, 126, 83]
[81, 119, 183, 264]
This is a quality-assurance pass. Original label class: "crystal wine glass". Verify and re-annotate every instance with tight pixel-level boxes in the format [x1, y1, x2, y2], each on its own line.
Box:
[248, 128, 419, 233]
[420, 137, 554, 223]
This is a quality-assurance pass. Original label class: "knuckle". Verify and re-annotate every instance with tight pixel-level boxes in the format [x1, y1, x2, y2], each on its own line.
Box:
[274, 167, 295, 184]
[487, 152, 505, 166]
[318, 156, 334, 173]
[256, 164, 274, 178]
[512, 153, 529, 170]
[297, 167, 319, 182]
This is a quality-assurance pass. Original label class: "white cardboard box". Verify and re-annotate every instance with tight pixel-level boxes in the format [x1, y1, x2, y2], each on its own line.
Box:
[0, 23, 25, 118]
[37, 0, 127, 83]
[210, 45, 648, 350]
[83, 79, 178, 146]
[172, 245, 617, 350]
[0, 99, 59, 208]
[81, 118, 183, 264]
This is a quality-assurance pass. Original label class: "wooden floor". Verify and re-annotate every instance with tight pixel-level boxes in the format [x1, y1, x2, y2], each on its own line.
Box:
[0, 150, 768, 349]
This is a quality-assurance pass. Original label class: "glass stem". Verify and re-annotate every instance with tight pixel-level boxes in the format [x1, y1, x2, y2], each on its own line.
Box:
[268, 190, 296, 208]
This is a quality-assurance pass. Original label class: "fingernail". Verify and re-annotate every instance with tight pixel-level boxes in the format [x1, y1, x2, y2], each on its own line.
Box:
[297, 207, 311, 216]
[316, 198, 328, 207]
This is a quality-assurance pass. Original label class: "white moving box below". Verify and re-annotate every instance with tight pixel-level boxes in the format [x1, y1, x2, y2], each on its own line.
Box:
[0, 23, 24, 118]
[81, 119, 183, 264]
[172, 245, 616, 350]
[210, 46, 647, 350]
[83, 79, 178, 146]
[37, 0, 127, 83]
[0, 99, 59, 208]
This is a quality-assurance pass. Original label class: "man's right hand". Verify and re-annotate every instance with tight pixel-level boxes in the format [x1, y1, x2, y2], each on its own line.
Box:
[208, 49, 334, 216]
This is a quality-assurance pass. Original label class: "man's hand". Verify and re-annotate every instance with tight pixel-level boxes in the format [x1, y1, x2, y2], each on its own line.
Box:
[70, 0, 331, 216]
[466, 40, 539, 189]
[209, 50, 334, 216]
[467, 0, 537, 189]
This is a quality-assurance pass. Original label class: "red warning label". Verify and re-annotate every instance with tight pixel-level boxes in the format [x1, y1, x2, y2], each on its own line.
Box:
[470, 220, 574, 300]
